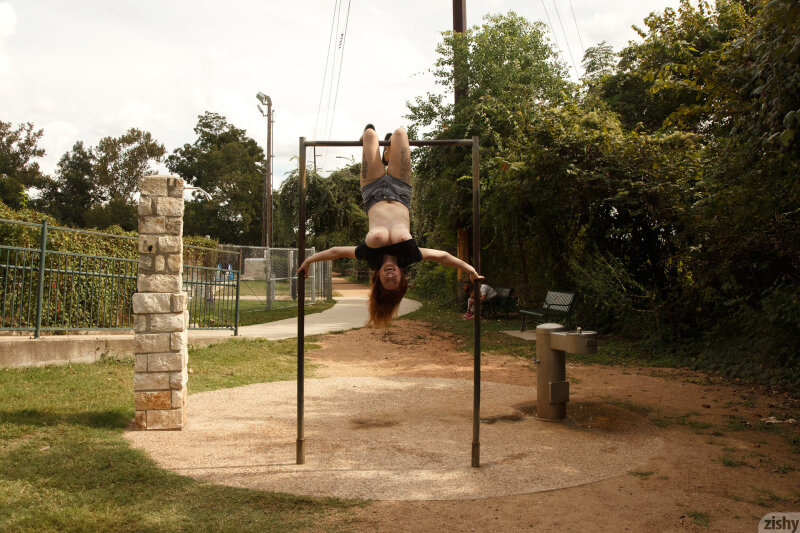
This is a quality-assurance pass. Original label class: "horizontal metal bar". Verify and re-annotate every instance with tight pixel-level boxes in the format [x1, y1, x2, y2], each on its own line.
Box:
[0, 327, 134, 332]
[303, 139, 475, 148]
[0, 245, 138, 263]
[0, 218, 138, 241]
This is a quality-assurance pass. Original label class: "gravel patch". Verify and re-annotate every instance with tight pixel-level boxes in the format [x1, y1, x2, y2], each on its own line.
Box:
[125, 377, 662, 501]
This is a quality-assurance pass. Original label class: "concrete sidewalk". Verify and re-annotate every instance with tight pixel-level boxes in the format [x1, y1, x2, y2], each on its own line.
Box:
[0, 296, 421, 368]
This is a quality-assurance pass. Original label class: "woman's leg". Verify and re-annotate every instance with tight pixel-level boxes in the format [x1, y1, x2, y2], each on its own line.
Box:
[361, 127, 384, 187]
[386, 127, 411, 183]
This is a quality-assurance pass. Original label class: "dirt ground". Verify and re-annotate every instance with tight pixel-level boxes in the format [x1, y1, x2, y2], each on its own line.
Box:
[306, 319, 800, 532]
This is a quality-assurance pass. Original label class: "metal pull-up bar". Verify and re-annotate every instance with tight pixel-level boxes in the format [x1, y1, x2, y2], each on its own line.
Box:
[296, 136, 482, 468]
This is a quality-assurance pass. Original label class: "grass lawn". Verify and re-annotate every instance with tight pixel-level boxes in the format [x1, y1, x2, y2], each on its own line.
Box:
[0, 338, 361, 532]
[237, 299, 336, 327]
[404, 301, 689, 368]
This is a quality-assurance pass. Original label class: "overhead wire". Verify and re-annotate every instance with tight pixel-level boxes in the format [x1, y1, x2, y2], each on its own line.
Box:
[552, 0, 580, 79]
[313, 0, 340, 141]
[567, 0, 586, 58]
[322, 0, 352, 171]
[540, 0, 567, 70]
[324, 0, 352, 169]
[321, 0, 344, 164]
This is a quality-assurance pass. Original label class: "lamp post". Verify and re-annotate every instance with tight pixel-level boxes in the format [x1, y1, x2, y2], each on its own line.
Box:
[256, 92, 273, 248]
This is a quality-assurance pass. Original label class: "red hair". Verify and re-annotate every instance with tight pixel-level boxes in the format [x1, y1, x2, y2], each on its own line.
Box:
[368, 269, 409, 328]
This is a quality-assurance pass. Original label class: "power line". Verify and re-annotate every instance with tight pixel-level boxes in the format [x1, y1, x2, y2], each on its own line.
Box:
[321, 0, 344, 156]
[326, 0, 351, 148]
[567, 0, 586, 57]
[323, 0, 352, 170]
[552, 0, 580, 79]
[540, 0, 566, 68]
[313, 0, 340, 140]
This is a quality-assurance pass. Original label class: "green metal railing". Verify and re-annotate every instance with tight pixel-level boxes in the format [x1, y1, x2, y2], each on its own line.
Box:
[183, 262, 240, 334]
[0, 218, 241, 336]
[0, 220, 138, 336]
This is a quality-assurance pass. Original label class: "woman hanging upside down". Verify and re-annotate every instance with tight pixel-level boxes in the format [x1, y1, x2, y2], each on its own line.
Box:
[297, 124, 483, 327]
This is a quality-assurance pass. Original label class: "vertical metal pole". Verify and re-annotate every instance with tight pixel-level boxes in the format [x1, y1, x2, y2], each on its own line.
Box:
[34, 219, 48, 338]
[266, 247, 273, 310]
[267, 98, 274, 248]
[234, 268, 240, 336]
[297, 137, 306, 465]
[471, 136, 481, 468]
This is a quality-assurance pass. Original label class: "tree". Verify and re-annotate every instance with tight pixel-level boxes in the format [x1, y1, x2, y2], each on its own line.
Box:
[272, 162, 366, 250]
[581, 41, 615, 83]
[94, 128, 166, 202]
[40, 129, 164, 230]
[167, 112, 265, 244]
[0, 121, 46, 208]
[40, 141, 97, 227]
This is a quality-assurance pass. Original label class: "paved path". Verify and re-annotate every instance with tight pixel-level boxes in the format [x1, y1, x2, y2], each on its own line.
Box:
[0, 276, 420, 367]
[190, 275, 419, 342]
[191, 295, 420, 341]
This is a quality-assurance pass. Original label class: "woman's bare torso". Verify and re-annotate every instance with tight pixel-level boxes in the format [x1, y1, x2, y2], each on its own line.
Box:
[366, 200, 411, 247]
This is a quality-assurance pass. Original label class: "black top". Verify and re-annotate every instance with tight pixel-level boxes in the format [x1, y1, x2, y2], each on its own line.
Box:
[355, 238, 423, 270]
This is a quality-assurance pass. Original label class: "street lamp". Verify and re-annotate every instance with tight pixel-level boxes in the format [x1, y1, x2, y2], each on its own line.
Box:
[256, 92, 273, 248]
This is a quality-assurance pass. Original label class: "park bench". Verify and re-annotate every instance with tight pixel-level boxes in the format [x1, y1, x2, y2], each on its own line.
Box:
[482, 287, 515, 318]
[519, 291, 575, 331]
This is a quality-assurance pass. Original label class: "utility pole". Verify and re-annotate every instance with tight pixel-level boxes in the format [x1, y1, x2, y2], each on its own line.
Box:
[257, 92, 273, 248]
[453, 0, 471, 284]
[453, 0, 467, 104]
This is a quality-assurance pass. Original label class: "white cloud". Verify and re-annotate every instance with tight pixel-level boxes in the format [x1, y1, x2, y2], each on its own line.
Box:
[0, 2, 16, 39]
[1, 0, 683, 184]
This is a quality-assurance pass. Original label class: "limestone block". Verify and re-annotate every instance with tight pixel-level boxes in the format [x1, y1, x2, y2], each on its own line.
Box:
[132, 293, 171, 314]
[138, 274, 181, 293]
[167, 177, 184, 198]
[150, 313, 184, 332]
[154, 255, 165, 273]
[139, 216, 165, 234]
[148, 352, 183, 372]
[170, 293, 187, 313]
[139, 255, 153, 272]
[155, 197, 183, 217]
[133, 371, 170, 391]
[139, 176, 167, 197]
[165, 217, 183, 236]
[137, 196, 153, 216]
[165, 253, 182, 273]
[138, 235, 159, 255]
[158, 236, 182, 253]
[134, 410, 147, 429]
[134, 332, 171, 353]
[134, 353, 148, 372]
[171, 388, 185, 409]
[170, 367, 188, 389]
[146, 408, 184, 430]
[135, 391, 171, 410]
[134, 314, 148, 333]
[170, 330, 188, 352]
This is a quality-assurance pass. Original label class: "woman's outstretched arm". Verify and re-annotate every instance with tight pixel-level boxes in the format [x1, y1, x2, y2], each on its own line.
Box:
[419, 248, 484, 282]
[297, 246, 356, 278]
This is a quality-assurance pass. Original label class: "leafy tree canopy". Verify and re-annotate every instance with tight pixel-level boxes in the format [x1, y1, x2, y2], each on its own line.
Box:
[0, 121, 46, 209]
[166, 112, 265, 244]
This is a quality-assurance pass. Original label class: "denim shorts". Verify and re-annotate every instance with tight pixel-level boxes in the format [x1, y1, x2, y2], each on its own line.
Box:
[361, 174, 412, 213]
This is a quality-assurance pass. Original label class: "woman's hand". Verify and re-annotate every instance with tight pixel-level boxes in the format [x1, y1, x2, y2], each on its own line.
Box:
[297, 260, 311, 279]
[469, 270, 484, 283]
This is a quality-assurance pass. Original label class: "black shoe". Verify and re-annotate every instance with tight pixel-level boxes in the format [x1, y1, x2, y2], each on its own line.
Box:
[382, 133, 391, 165]
[364, 123, 375, 132]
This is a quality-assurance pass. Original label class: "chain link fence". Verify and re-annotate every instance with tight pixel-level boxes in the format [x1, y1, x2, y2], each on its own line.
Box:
[219, 244, 332, 312]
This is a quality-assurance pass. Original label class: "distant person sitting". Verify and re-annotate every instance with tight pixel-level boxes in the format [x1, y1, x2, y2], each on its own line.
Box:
[462, 282, 498, 319]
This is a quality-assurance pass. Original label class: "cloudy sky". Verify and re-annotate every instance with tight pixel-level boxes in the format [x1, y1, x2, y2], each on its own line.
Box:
[0, 0, 680, 188]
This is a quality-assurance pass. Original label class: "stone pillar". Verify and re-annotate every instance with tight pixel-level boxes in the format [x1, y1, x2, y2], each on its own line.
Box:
[132, 175, 188, 430]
